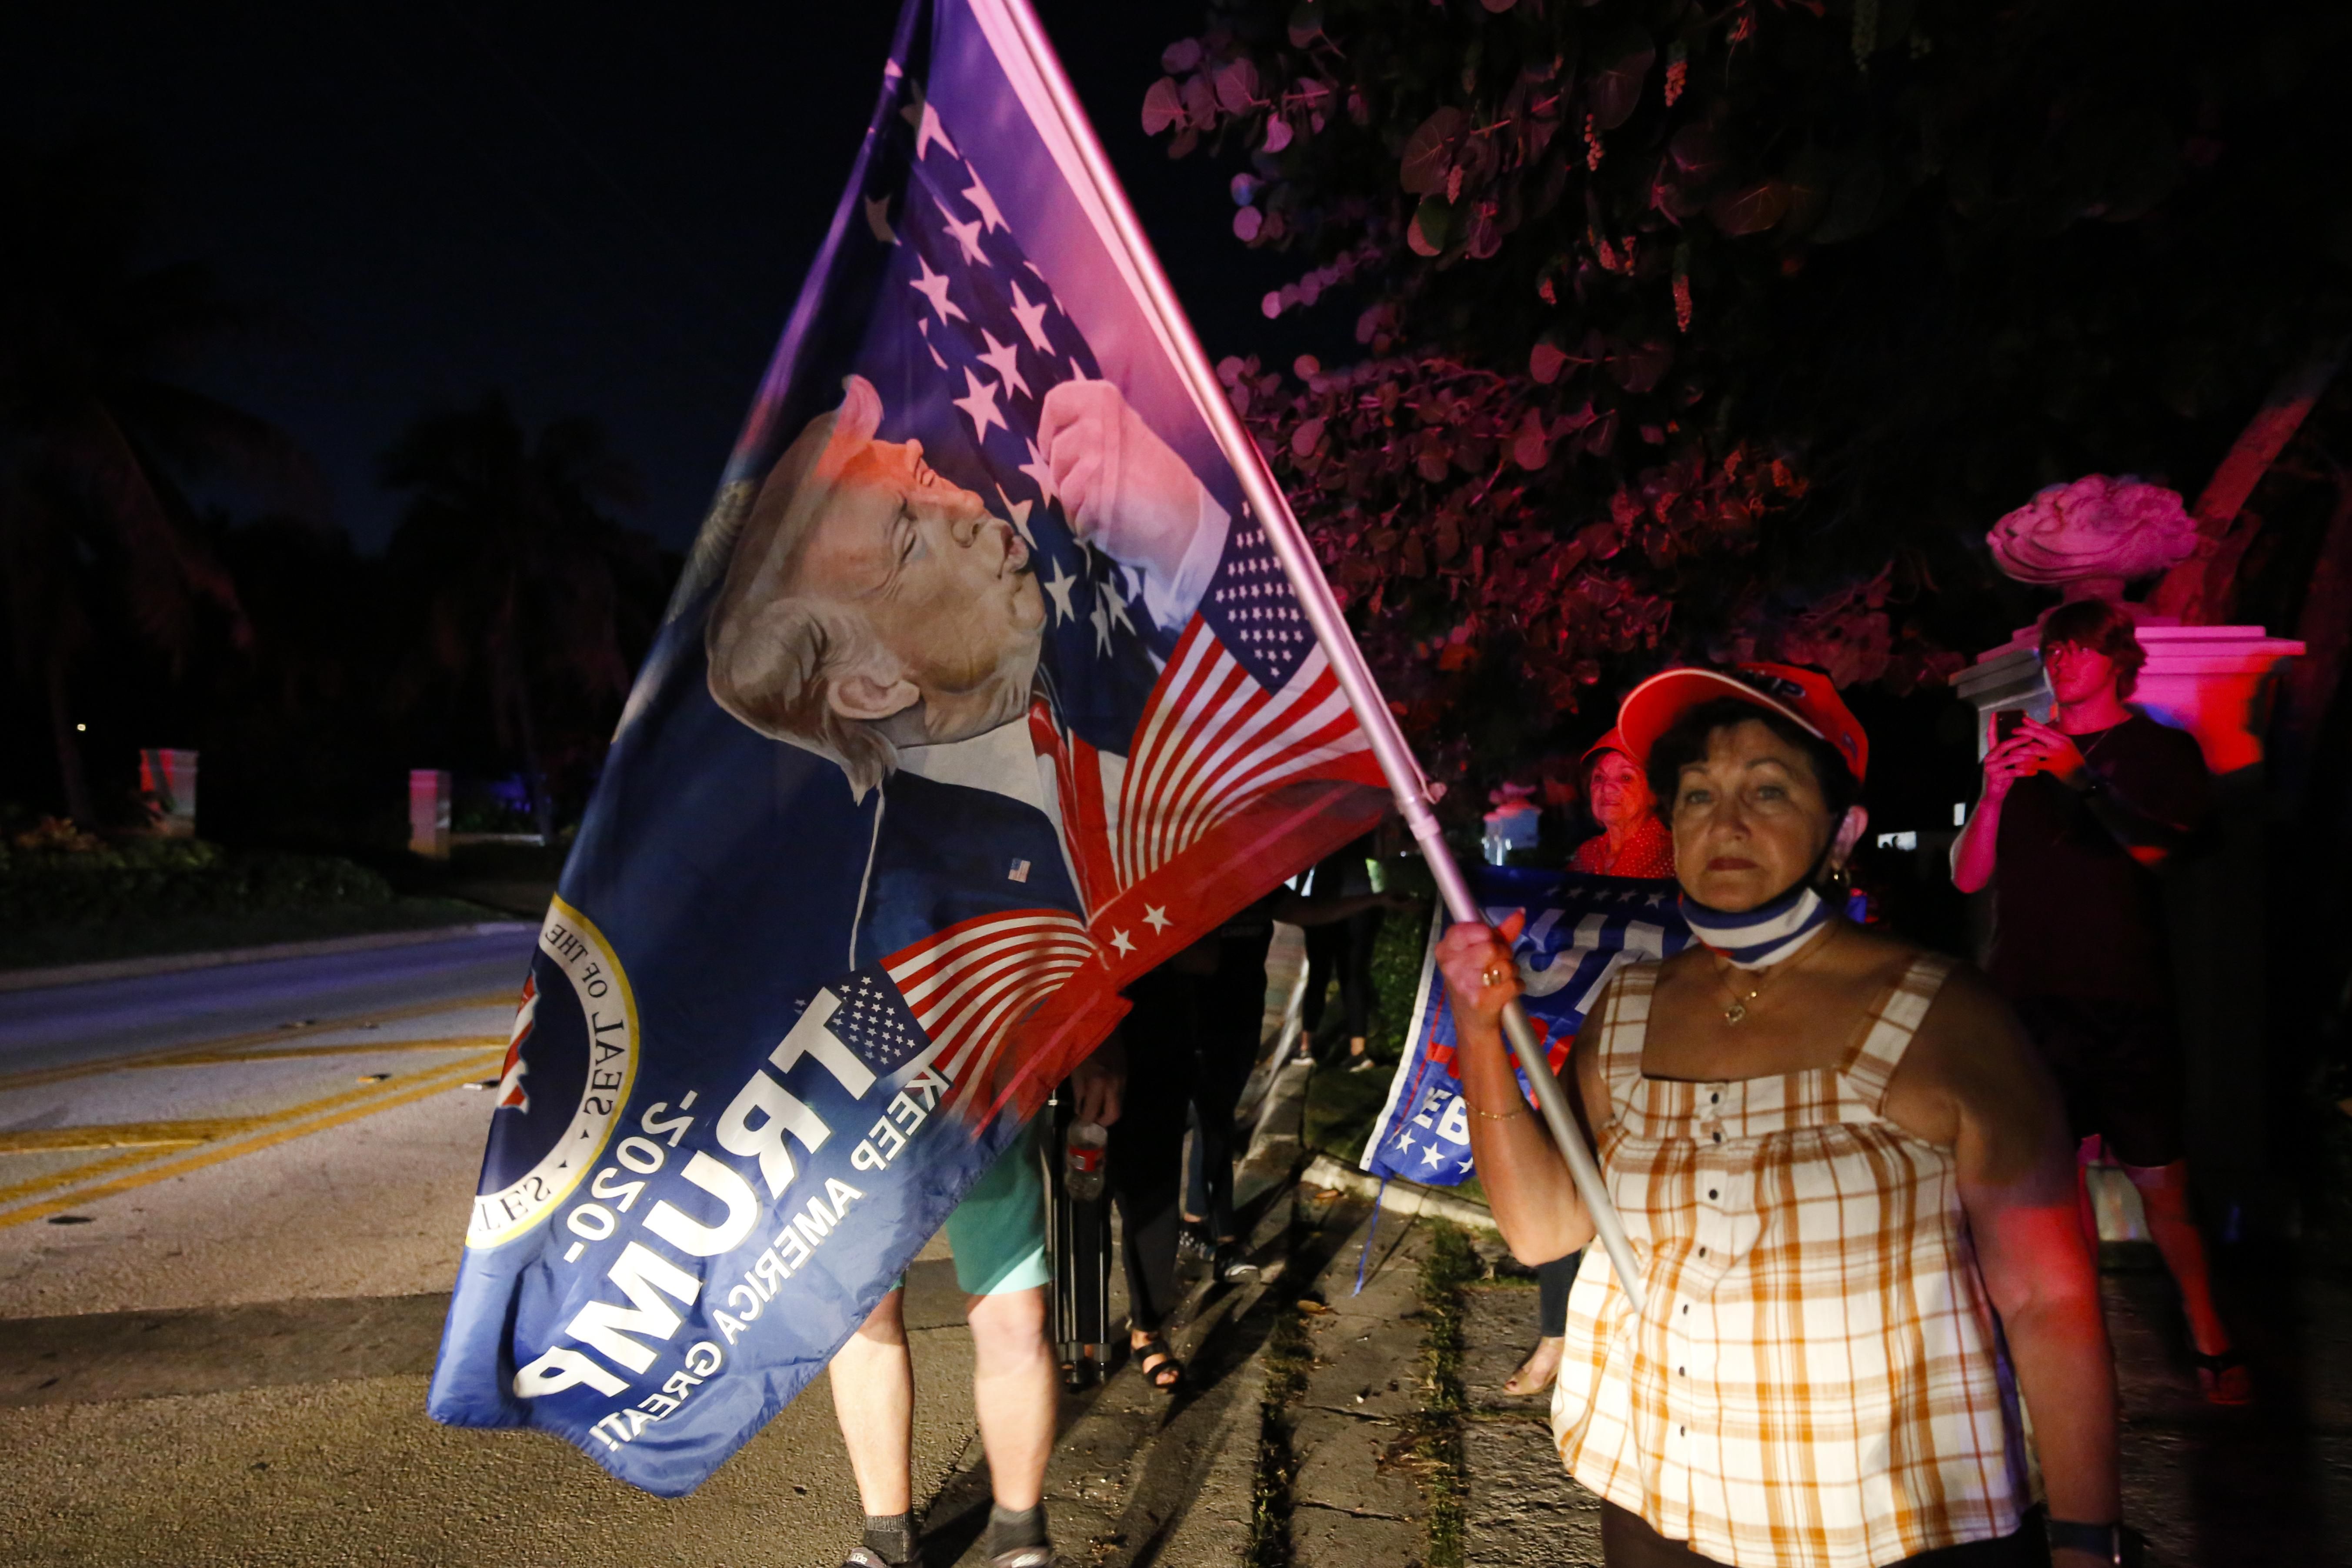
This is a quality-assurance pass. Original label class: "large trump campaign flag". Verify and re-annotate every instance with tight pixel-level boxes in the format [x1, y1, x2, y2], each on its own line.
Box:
[425, 0, 1389, 1494]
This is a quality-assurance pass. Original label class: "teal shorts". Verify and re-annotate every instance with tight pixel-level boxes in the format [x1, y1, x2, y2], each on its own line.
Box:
[901, 1124, 1049, 1298]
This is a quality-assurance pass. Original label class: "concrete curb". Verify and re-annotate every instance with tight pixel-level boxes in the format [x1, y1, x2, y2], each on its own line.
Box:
[0, 921, 539, 995]
[1300, 1153, 1499, 1232]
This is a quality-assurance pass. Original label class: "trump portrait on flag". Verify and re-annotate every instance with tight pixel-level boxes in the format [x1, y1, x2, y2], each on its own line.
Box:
[705, 373, 1228, 797]
[702, 370, 1233, 967]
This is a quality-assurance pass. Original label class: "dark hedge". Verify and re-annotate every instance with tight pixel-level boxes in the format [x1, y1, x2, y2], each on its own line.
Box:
[0, 838, 392, 927]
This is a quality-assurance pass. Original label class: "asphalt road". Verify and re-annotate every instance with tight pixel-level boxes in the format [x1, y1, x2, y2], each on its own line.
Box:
[0, 930, 978, 1567]
[0, 926, 543, 1078]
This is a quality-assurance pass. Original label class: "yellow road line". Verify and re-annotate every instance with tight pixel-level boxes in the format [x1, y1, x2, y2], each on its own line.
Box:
[0, 1144, 189, 1210]
[0, 1120, 246, 1154]
[0, 1041, 503, 1154]
[143, 1036, 506, 1068]
[0, 1057, 494, 1229]
[0, 991, 514, 1092]
[0, 1063, 459, 1209]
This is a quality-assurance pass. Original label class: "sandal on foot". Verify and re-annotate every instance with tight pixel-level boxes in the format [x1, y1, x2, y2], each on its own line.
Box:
[1132, 1334, 1184, 1391]
[2193, 1347, 2251, 1405]
[1503, 1336, 1564, 1397]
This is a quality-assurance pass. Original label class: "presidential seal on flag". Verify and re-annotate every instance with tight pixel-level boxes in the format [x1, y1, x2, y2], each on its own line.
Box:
[467, 898, 641, 1250]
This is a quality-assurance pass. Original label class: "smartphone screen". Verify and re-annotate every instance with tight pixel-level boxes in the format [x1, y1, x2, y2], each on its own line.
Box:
[1994, 709, 2026, 744]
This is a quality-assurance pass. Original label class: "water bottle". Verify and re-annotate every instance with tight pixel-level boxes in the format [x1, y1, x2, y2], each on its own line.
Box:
[1064, 1119, 1107, 1203]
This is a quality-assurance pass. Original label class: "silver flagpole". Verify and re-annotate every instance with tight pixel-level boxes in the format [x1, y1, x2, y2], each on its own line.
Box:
[994, 0, 1646, 1312]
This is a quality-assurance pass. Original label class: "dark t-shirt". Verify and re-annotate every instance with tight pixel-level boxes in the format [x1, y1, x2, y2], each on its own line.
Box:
[1987, 713, 2212, 1001]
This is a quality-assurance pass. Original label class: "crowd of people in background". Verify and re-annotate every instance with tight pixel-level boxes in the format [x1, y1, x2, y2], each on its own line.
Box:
[1108, 868, 1412, 1390]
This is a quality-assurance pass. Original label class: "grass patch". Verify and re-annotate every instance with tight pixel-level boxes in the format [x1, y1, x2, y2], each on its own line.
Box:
[0, 896, 507, 972]
[1246, 1302, 1318, 1568]
[1300, 1054, 1398, 1163]
[1261, 1300, 1315, 1408]
[1248, 1419, 1294, 1568]
[0, 831, 517, 972]
[1411, 1221, 1481, 1568]
[1364, 896, 1431, 1060]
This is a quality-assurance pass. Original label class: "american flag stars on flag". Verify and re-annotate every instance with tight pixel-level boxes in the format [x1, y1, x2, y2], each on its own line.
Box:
[828, 972, 928, 1078]
[873, 102, 1162, 694]
[828, 81, 1380, 1111]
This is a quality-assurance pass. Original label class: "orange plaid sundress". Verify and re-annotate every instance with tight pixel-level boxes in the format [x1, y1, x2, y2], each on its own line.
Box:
[1551, 956, 2028, 1568]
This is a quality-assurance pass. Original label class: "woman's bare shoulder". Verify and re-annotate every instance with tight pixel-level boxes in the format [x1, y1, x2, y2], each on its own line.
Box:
[1828, 918, 1929, 969]
[1914, 955, 2024, 1040]
[1898, 955, 2044, 1100]
[1655, 944, 1709, 978]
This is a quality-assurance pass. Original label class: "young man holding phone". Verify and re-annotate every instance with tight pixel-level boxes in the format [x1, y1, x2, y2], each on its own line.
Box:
[1952, 599, 2244, 1403]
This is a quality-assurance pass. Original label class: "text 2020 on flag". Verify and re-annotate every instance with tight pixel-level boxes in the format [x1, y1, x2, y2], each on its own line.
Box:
[424, 0, 1388, 1495]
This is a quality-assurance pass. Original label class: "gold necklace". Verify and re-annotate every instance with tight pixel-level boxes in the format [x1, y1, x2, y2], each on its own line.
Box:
[1713, 923, 1834, 1025]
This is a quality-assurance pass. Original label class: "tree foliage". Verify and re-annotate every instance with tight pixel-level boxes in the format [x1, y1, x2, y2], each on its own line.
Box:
[380, 395, 659, 837]
[0, 137, 679, 842]
[0, 133, 319, 823]
[1144, 0, 2352, 767]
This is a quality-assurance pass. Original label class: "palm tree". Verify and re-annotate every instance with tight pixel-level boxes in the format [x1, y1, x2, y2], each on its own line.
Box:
[0, 133, 317, 824]
[380, 395, 651, 840]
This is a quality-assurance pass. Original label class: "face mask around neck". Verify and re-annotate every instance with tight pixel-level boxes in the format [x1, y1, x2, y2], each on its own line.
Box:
[1678, 879, 1834, 970]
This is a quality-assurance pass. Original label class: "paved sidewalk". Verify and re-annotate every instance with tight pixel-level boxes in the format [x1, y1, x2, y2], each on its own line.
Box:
[1279, 1203, 1443, 1565]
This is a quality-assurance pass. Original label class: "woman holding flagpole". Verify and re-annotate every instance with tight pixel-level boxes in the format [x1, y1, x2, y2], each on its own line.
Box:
[1437, 665, 2127, 1568]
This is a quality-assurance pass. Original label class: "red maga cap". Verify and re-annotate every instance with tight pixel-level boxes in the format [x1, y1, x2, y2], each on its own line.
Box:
[1579, 727, 1635, 767]
[1615, 663, 1868, 785]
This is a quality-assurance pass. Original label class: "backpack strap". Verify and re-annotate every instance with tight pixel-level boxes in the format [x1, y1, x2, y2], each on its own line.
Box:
[1842, 953, 1957, 1113]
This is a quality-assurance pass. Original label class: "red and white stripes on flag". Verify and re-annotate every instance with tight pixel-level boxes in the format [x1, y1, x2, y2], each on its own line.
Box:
[885, 612, 1381, 1114]
[1030, 619, 1375, 921]
[1118, 624, 1371, 887]
[884, 908, 1094, 1091]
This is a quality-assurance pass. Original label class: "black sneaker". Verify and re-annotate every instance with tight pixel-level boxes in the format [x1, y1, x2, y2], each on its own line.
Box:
[1176, 1223, 1214, 1267]
[1214, 1244, 1261, 1284]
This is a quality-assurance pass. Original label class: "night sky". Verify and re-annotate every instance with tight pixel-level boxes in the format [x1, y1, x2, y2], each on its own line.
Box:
[3, 1, 1324, 553]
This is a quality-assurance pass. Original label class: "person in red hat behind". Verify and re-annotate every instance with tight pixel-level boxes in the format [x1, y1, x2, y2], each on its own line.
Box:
[1569, 728, 1678, 878]
[1504, 728, 1679, 1399]
[1436, 664, 2125, 1568]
